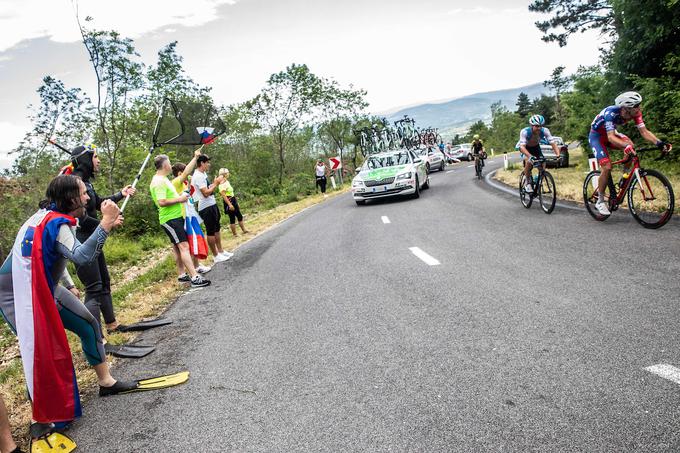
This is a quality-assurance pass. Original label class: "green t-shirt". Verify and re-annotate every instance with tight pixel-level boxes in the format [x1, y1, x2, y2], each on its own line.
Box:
[218, 180, 234, 197]
[150, 174, 183, 224]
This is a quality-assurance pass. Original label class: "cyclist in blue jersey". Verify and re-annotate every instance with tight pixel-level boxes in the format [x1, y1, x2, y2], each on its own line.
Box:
[518, 115, 561, 193]
[589, 91, 672, 215]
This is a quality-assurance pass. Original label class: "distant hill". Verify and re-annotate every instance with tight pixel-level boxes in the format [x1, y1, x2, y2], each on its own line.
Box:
[381, 83, 550, 138]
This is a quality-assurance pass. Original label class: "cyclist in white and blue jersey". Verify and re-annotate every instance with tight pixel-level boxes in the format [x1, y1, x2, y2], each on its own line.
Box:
[518, 115, 561, 193]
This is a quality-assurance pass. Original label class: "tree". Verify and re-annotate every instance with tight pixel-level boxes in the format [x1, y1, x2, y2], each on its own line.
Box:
[486, 102, 524, 152]
[77, 17, 144, 192]
[515, 92, 532, 118]
[317, 82, 368, 171]
[528, 0, 616, 47]
[11, 76, 94, 178]
[544, 66, 570, 135]
[251, 64, 324, 184]
[145, 41, 211, 104]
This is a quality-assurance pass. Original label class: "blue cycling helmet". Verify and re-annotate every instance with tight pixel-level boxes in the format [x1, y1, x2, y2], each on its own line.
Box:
[529, 115, 545, 126]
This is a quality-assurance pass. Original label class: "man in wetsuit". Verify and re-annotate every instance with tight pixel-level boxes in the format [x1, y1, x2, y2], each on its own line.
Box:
[588, 91, 672, 215]
[0, 175, 138, 441]
[518, 115, 561, 193]
[69, 144, 135, 333]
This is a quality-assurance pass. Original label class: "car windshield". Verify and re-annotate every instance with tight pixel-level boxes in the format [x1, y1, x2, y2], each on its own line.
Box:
[365, 152, 411, 168]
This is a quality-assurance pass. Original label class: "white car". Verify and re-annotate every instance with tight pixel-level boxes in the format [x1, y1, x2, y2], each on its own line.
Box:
[449, 143, 474, 162]
[413, 147, 446, 173]
[352, 150, 429, 205]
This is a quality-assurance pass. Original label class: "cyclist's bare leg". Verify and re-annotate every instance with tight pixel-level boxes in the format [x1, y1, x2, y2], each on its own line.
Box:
[523, 160, 533, 179]
[597, 162, 612, 199]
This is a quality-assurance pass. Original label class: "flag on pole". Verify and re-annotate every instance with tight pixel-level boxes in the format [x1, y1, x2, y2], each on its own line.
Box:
[11, 210, 82, 423]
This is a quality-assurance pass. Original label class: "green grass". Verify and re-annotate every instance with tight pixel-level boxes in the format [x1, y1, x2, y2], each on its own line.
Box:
[104, 234, 167, 267]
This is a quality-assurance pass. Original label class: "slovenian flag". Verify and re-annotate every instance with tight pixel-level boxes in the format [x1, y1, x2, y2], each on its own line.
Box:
[196, 127, 216, 145]
[184, 195, 208, 260]
[11, 209, 82, 423]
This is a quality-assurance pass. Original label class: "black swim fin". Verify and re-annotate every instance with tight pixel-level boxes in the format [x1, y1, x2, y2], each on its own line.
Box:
[112, 317, 173, 333]
[104, 343, 155, 358]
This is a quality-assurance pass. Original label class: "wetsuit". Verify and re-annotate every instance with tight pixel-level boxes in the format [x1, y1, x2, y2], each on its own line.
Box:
[71, 164, 122, 327]
[0, 210, 108, 366]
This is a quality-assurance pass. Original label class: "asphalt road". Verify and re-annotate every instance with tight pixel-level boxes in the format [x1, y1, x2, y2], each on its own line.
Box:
[70, 156, 680, 452]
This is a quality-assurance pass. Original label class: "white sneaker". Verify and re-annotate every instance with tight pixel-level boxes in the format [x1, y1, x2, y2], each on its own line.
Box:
[219, 251, 234, 259]
[524, 183, 533, 193]
[595, 200, 611, 216]
[213, 254, 230, 263]
[196, 264, 212, 274]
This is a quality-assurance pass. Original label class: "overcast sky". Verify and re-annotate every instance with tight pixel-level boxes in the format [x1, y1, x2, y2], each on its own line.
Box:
[0, 0, 602, 168]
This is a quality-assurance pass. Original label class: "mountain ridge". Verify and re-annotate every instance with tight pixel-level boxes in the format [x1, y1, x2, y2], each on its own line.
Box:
[380, 82, 551, 137]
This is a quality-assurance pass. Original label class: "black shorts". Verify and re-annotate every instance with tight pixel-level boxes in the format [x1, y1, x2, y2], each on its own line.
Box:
[223, 196, 244, 224]
[161, 217, 188, 245]
[525, 145, 544, 158]
[199, 204, 221, 236]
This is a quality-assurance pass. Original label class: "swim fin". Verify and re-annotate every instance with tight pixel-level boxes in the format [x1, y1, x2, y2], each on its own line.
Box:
[104, 343, 155, 358]
[30, 432, 77, 453]
[120, 371, 190, 393]
[111, 317, 173, 333]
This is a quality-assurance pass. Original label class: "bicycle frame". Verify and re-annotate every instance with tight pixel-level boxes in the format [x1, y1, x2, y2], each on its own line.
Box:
[599, 148, 658, 210]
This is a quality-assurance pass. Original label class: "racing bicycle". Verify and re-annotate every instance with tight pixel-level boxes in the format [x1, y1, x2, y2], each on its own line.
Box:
[583, 146, 674, 229]
[474, 151, 486, 180]
[518, 157, 556, 214]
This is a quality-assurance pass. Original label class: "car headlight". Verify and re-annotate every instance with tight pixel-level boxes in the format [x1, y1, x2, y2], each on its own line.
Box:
[396, 172, 412, 180]
[352, 179, 364, 187]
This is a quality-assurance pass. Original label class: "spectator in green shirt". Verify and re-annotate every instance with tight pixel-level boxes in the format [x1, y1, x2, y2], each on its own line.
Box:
[150, 152, 210, 288]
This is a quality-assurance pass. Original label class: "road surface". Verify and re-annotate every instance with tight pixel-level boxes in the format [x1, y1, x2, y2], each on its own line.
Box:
[71, 156, 680, 452]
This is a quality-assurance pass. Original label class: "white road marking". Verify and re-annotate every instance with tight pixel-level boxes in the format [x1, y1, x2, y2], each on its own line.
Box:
[446, 170, 454, 174]
[381, 216, 390, 224]
[467, 164, 474, 168]
[409, 247, 440, 266]
[646, 364, 680, 385]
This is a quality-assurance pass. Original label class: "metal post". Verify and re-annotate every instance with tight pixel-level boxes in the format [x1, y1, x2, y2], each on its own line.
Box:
[338, 148, 344, 186]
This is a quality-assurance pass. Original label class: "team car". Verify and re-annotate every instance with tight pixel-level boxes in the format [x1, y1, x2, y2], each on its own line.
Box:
[413, 147, 446, 173]
[352, 150, 429, 205]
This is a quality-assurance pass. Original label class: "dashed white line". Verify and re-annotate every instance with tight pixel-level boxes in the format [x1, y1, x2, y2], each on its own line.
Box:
[409, 247, 440, 266]
[466, 164, 474, 168]
[381, 216, 391, 224]
[446, 170, 454, 174]
[646, 364, 680, 385]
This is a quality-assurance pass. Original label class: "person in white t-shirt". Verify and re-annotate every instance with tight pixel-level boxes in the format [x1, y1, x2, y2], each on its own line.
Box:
[315, 159, 328, 197]
[191, 155, 232, 263]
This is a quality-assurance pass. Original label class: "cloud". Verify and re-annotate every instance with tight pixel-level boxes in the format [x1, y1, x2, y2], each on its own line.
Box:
[0, 0, 239, 53]
[0, 121, 28, 169]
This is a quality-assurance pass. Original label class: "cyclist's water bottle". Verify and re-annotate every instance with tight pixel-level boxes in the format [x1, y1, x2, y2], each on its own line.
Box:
[533, 175, 538, 185]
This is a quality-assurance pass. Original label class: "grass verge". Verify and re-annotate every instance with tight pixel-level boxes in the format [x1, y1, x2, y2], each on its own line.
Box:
[1, 184, 349, 447]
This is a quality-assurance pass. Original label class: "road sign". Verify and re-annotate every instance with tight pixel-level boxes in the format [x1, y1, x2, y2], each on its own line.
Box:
[329, 156, 342, 170]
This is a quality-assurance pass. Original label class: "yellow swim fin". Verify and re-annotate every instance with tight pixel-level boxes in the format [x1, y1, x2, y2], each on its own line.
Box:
[122, 371, 190, 393]
[30, 431, 77, 453]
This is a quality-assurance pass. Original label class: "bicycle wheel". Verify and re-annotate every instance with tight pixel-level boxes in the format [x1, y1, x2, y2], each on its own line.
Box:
[475, 159, 482, 179]
[519, 174, 532, 208]
[627, 168, 675, 229]
[583, 171, 611, 221]
[538, 171, 556, 214]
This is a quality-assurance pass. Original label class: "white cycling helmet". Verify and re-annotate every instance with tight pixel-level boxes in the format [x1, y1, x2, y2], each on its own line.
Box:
[529, 114, 545, 126]
[615, 91, 642, 108]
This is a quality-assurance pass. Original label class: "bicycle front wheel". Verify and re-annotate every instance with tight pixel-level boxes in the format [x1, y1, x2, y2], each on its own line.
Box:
[583, 171, 611, 221]
[538, 171, 556, 214]
[627, 168, 675, 229]
[519, 174, 532, 208]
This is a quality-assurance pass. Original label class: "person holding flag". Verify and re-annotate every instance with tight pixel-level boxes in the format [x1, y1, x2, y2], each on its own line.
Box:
[0, 175, 141, 447]
[150, 149, 211, 287]
[171, 163, 211, 274]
